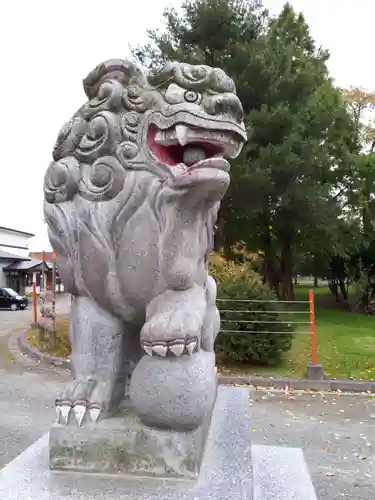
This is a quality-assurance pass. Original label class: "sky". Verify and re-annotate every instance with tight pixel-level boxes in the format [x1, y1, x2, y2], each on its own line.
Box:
[1, 0, 374, 250]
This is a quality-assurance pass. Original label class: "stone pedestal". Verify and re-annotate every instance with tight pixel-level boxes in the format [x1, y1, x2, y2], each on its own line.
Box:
[49, 400, 213, 479]
[0, 387, 318, 500]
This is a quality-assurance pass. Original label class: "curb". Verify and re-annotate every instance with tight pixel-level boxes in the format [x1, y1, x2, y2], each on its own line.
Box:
[17, 332, 375, 393]
[18, 330, 71, 371]
[218, 375, 375, 393]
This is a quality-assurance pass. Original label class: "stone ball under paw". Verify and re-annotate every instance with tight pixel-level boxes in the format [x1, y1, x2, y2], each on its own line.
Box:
[129, 350, 217, 431]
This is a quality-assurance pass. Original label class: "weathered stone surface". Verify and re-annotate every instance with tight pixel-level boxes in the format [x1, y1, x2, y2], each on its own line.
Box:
[49, 396, 214, 479]
[43, 58, 247, 430]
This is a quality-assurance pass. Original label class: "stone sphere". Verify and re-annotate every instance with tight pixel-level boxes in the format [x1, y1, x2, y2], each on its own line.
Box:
[130, 350, 217, 431]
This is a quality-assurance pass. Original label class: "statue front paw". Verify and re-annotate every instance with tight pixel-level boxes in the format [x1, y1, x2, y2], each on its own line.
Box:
[55, 376, 114, 426]
[141, 292, 206, 358]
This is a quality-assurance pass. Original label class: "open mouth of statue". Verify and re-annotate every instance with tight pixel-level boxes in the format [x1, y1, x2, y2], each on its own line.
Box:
[148, 124, 241, 174]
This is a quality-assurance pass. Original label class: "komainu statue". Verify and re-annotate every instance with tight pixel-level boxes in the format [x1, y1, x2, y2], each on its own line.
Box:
[44, 59, 247, 431]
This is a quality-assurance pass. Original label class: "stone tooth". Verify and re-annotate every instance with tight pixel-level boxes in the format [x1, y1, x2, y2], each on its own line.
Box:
[152, 344, 168, 357]
[60, 405, 71, 424]
[169, 343, 185, 357]
[155, 130, 164, 142]
[73, 405, 86, 426]
[90, 407, 101, 424]
[143, 344, 153, 356]
[175, 124, 189, 146]
[186, 341, 197, 355]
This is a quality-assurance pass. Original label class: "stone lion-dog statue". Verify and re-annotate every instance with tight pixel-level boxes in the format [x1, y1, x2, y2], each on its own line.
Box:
[44, 59, 247, 431]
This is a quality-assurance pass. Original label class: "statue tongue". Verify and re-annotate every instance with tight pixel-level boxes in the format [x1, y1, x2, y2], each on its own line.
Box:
[182, 147, 206, 167]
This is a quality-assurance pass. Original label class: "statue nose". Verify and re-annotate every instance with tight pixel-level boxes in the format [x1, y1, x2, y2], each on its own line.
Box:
[205, 93, 244, 122]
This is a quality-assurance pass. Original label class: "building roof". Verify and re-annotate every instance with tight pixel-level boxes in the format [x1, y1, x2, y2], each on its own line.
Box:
[3, 259, 44, 271]
[0, 225, 35, 238]
[0, 250, 30, 260]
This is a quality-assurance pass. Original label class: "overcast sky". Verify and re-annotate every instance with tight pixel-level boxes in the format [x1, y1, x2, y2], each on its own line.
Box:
[1, 0, 373, 250]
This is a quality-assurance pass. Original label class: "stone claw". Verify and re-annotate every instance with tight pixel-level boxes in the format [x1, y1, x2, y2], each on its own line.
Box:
[55, 400, 103, 425]
[73, 402, 88, 426]
[55, 377, 108, 426]
[141, 338, 199, 357]
[55, 400, 72, 424]
[89, 405, 101, 424]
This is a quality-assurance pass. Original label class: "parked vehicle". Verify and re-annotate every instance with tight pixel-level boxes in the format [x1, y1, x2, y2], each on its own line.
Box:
[0, 287, 28, 311]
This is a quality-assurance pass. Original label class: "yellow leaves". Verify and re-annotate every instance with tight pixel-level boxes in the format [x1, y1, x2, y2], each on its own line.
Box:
[341, 86, 375, 135]
[208, 251, 262, 286]
[343, 87, 375, 108]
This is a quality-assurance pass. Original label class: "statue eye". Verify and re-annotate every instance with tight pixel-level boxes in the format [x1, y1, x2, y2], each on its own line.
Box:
[184, 90, 200, 103]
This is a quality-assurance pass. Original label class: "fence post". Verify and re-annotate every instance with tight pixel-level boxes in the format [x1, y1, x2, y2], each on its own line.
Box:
[309, 289, 317, 365]
[32, 281, 38, 325]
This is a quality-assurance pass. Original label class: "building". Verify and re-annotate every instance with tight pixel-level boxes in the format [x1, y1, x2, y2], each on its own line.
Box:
[0, 225, 35, 294]
[0, 226, 62, 295]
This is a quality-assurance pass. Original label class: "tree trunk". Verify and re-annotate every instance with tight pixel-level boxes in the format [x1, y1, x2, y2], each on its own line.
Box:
[339, 280, 348, 301]
[262, 226, 279, 296]
[314, 276, 318, 288]
[280, 240, 295, 301]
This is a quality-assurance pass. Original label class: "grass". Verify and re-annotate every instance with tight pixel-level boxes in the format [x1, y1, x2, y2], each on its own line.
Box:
[27, 316, 70, 359]
[27, 286, 375, 381]
[219, 286, 375, 381]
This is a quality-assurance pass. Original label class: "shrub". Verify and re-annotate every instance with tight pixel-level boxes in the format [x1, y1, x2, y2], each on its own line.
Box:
[208, 254, 293, 364]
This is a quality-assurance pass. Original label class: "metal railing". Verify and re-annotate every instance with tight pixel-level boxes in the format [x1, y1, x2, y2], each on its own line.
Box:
[217, 290, 317, 365]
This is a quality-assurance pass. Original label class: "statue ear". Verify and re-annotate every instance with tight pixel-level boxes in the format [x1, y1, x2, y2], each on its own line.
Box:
[83, 59, 147, 99]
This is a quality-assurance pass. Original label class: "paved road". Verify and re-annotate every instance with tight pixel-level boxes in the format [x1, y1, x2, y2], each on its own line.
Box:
[0, 294, 71, 467]
[0, 296, 374, 499]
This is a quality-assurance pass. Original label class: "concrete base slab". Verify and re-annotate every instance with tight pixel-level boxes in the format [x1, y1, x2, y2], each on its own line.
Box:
[0, 387, 253, 500]
[49, 399, 213, 479]
[252, 445, 317, 500]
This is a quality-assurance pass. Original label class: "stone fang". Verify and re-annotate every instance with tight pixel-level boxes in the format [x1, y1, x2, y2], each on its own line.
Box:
[169, 343, 185, 356]
[73, 405, 86, 426]
[152, 344, 168, 357]
[175, 124, 189, 146]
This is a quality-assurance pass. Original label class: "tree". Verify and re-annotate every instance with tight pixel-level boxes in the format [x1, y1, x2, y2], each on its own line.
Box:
[133, 0, 268, 254]
[135, 1, 359, 300]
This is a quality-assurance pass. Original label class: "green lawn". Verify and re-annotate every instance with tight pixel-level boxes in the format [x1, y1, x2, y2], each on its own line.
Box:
[219, 286, 375, 381]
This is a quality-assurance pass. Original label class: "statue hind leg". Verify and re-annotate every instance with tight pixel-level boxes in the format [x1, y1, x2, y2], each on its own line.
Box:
[56, 296, 127, 426]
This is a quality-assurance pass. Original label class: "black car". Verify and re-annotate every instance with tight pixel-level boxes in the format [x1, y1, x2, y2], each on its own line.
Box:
[0, 287, 28, 311]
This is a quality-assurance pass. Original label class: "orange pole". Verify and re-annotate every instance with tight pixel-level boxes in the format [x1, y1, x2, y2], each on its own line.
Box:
[32, 282, 38, 324]
[309, 289, 317, 365]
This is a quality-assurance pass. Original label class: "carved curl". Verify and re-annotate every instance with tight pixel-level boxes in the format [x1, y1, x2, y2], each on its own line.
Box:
[75, 111, 122, 162]
[79, 156, 125, 201]
[82, 80, 125, 118]
[53, 117, 86, 162]
[148, 62, 236, 94]
[44, 157, 80, 204]
[83, 59, 147, 99]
